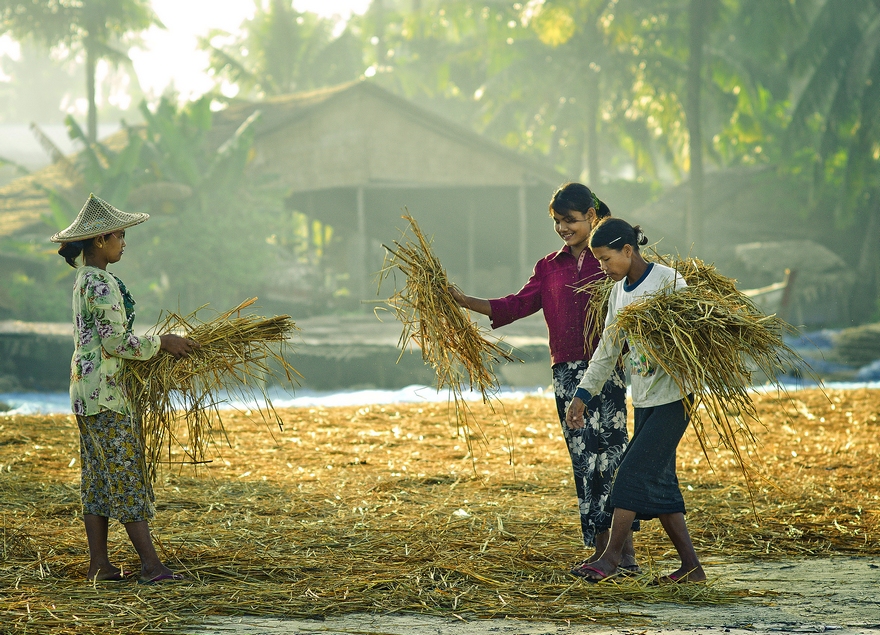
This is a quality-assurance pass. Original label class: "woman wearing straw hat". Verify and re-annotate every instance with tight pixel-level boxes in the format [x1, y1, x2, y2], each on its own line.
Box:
[51, 194, 199, 584]
[451, 183, 639, 575]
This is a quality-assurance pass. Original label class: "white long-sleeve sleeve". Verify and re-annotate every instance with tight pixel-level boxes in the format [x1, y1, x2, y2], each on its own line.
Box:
[574, 303, 625, 400]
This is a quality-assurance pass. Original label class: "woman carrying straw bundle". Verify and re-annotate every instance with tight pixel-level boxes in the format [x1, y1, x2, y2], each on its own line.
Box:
[565, 218, 705, 584]
[450, 183, 639, 573]
[51, 194, 199, 584]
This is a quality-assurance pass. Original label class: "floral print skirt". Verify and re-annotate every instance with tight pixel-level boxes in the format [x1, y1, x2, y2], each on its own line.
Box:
[553, 360, 637, 546]
[77, 409, 154, 524]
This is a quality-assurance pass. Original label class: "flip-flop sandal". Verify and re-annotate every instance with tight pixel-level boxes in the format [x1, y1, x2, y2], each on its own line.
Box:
[570, 563, 619, 583]
[569, 559, 595, 576]
[138, 573, 186, 585]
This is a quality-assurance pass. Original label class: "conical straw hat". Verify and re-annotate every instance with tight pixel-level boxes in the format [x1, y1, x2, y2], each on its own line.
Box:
[50, 194, 149, 243]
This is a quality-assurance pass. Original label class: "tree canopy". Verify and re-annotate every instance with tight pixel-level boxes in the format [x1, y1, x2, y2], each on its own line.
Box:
[0, 0, 160, 141]
[2, 0, 879, 322]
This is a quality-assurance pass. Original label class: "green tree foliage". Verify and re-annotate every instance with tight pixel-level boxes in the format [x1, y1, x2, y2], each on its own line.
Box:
[0, 38, 83, 124]
[116, 96, 279, 317]
[354, 1, 790, 182]
[786, 0, 880, 319]
[0, 0, 160, 141]
[199, 0, 363, 98]
[12, 97, 279, 321]
[2, 0, 879, 322]
[350, 1, 623, 176]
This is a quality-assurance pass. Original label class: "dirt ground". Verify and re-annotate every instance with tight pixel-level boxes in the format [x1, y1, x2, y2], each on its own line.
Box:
[2, 387, 879, 633]
[194, 556, 880, 635]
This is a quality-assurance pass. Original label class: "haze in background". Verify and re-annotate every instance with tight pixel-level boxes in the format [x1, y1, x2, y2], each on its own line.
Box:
[0, 1, 370, 172]
[132, 0, 370, 100]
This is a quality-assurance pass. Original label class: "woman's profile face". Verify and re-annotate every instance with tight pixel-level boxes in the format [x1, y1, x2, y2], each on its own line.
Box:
[103, 230, 126, 264]
[591, 244, 632, 281]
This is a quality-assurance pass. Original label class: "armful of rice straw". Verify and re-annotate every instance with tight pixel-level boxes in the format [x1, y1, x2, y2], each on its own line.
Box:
[377, 214, 520, 400]
[120, 297, 301, 482]
[605, 256, 814, 496]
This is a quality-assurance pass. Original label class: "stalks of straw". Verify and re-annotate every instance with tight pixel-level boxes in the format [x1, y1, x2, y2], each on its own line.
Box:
[378, 214, 520, 456]
[579, 253, 809, 485]
[120, 297, 301, 482]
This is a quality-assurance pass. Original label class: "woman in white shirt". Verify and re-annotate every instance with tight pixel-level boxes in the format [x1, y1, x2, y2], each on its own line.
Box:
[565, 218, 705, 584]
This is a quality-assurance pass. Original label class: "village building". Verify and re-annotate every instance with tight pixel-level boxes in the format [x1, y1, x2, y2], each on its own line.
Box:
[0, 80, 565, 308]
[0, 80, 561, 390]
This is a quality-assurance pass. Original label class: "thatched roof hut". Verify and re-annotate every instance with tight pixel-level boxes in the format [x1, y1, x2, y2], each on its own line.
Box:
[0, 81, 565, 304]
[216, 81, 565, 300]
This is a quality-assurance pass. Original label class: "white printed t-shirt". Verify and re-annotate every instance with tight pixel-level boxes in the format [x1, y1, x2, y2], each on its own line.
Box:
[574, 262, 688, 408]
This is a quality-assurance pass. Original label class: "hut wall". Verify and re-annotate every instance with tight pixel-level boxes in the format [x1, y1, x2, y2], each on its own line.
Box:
[251, 90, 537, 192]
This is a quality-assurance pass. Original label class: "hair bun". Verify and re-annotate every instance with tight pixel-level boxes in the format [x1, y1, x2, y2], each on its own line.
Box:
[633, 225, 649, 246]
[58, 240, 86, 268]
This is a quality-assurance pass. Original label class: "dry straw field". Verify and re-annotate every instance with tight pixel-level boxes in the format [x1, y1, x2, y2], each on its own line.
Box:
[1, 387, 878, 633]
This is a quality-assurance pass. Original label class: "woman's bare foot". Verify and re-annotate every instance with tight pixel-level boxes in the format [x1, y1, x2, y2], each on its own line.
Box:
[619, 532, 639, 572]
[87, 565, 128, 581]
[139, 562, 176, 583]
[619, 554, 640, 571]
[653, 565, 706, 584]
[570, 529, 609, 571]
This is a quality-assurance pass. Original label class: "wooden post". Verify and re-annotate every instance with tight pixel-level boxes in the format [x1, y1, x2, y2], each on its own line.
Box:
[467, 202, 476, 291]
[518, 184, 528, 282]
[355, 186, 367, 300]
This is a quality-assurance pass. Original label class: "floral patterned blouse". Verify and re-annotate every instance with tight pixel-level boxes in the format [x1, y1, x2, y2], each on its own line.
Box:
[69, 267, 160, 416]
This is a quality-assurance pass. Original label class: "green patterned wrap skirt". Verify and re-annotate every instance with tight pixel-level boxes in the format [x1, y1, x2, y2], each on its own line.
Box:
[76, 409, 155, 523]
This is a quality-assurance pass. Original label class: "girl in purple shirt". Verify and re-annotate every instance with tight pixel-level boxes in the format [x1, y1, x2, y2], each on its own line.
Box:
[451, 183, 638, 574]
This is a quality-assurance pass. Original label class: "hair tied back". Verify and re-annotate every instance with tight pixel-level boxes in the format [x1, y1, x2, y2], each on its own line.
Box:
[58, 240, 87, 268]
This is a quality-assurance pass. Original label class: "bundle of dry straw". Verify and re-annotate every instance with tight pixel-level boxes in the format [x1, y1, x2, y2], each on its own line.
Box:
[120, 298, 300, 481]
[379, 215, 519, 452]
[580, 253, 807, 479]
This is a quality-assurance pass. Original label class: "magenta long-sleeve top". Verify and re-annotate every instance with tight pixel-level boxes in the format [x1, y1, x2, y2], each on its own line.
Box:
[488, 246, 603, 366]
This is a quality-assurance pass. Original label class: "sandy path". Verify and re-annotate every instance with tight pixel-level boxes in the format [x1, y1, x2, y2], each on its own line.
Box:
[194, 557, 880, 634]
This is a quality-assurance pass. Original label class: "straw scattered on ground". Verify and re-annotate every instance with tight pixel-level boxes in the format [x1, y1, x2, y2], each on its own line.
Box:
[1, 388, 878, 633]
[120, 298, 300, 481]
[379, 214, 520, 457]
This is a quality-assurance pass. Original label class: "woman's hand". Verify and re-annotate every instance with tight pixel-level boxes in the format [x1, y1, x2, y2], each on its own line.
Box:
[449, 285, 468, 307]
[159, 334, 200, 359]
[448, 285, 492, 317]
[565, 396, 587, 430]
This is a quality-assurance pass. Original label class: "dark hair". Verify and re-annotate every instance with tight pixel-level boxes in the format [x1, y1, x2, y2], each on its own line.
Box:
[589, 218, 648, 251]
[57, 234, 111, 268]
[58, 240, 88, 268]
[549, 182, 611, 219]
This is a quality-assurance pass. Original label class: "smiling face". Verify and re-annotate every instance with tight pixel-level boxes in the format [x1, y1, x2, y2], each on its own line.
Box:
[590, 244, 634, 282]
[551, 208, 595, 253]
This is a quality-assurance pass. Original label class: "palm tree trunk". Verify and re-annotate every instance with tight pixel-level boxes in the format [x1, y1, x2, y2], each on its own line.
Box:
[86, 38, 97, 144]
[853, 201, 880, 322]
[585, 70, 600, 185]
[685, 0, 707, 251]
[412, 0, 422, 38]
[372, 0, 385, 63]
